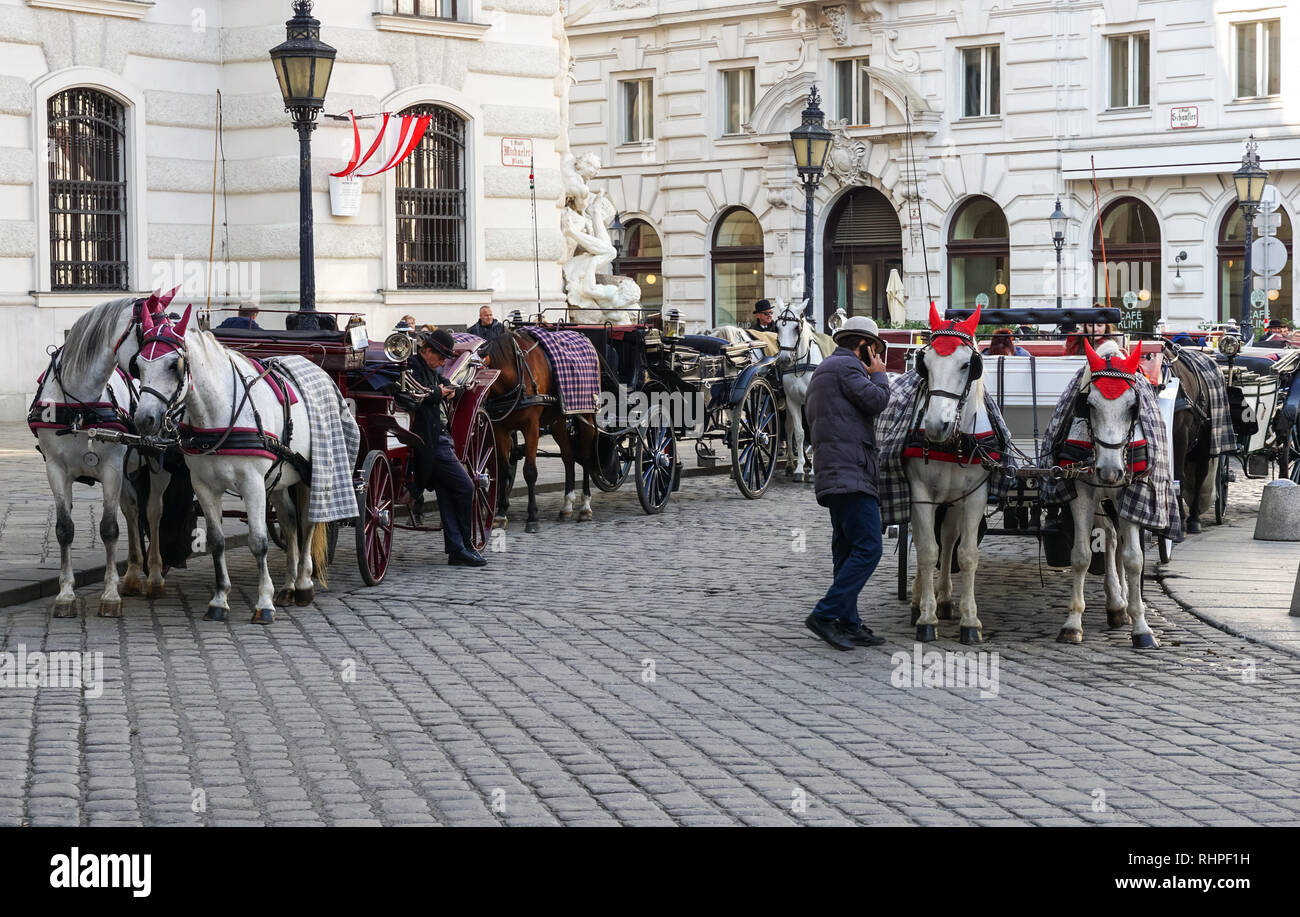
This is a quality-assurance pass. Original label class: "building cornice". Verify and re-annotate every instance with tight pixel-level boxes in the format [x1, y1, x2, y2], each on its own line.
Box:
[27, 0, 154, 18]
[371, 13, 491, 40]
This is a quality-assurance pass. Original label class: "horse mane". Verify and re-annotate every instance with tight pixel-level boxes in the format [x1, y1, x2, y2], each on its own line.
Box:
[61, 296, 137, 381]
[483, 328, 522, 370]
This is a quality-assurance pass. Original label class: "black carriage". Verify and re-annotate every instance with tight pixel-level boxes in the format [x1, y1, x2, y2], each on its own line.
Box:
[548, 310, 785, 511]
[1214, 340, 1300, 501]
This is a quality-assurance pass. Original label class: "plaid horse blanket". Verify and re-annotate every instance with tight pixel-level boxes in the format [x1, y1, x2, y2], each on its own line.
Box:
[1173, 347, 1238, 456]
[452, 331, 485, 351]
[527, 328, 601, 415]
[876, 371, 1018, 526]
[267, 355, 360, 524]
[1038, 366, 1182, 540]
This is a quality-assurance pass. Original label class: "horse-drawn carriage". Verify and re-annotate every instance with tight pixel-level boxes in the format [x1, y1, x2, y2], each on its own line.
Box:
[211, 315, 500, 586]
[887, 306, 1189, 648]
[1214, 340, 1300, 488]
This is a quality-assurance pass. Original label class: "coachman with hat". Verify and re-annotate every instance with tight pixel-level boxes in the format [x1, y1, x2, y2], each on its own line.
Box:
[752, 299, 777, 333]
[403, 329, 486, 567]
[802, 315, 891, 650]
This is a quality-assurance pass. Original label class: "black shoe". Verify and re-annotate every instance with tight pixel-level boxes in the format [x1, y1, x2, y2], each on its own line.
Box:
[412, 495, 425, 526]
[839, 622, 887, 647]
[448, 549, 486, 567]
[805, 614, 856, 651]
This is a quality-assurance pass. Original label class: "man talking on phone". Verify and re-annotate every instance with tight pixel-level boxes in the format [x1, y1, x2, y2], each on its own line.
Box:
[802, 315, 892, 650]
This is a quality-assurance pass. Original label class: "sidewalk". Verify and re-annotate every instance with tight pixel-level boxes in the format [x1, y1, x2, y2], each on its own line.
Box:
[0, 421, 732, 607]
[1156, 472, 1300, 657]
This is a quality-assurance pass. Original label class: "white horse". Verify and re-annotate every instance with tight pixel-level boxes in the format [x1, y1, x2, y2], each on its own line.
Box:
[905, 305, 992, 645]
[30, 295, 172, 617]
[773, 297, 831, 482]
[1058, 340, 1159, 648]
[130, 307, 330, 625]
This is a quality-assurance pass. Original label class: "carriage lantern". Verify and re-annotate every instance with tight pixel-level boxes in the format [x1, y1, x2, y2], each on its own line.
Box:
[1233, 135, 1268, 343]
[270, 1, 336, 324]
[789, 86, 832, 322]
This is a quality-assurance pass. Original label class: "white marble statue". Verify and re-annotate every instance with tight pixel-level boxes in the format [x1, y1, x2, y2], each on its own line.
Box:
[560, 151, 641, 324]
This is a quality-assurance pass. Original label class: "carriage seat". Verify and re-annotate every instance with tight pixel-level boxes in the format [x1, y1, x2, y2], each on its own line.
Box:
[212, 327, 349, 343]
[680, 335, 731, 356]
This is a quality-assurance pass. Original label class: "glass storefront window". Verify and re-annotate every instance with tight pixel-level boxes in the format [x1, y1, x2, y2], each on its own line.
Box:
[1219, 206, 1292, 326]
[621, 220, 663, 314]
[712, 208, 763, 326]
[948, 196, 1010, 309]
[1093, 198, 1161, 334]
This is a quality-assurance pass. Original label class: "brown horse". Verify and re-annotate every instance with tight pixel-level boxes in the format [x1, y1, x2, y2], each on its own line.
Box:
[482, 329, 599, 533]
[1168, 356, 1216, 533]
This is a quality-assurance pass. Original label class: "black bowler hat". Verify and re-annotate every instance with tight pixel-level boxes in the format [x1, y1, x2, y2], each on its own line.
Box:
[754, 299, 773, 314]
[421, 328, 455, 358]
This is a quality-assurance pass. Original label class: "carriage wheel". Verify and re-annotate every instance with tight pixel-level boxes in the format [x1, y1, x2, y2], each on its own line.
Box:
[1214, 453, 1229, 525]
[591, 429, 634, 492]
[463, 408, 497, 552]
[635, 410, 677, 515]
[355, 450, 394, 586]
[1290, 423, 1300, 485]
[731, 376, 779, 499]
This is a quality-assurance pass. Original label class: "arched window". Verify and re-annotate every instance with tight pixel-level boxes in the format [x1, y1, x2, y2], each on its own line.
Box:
[947, 196, 1009, 310]
[1092, 197, 1161, 334]
[711, 208, 763, 326]
[48, 88, 128, 290]
[823, 187, 902, 325]
[1218, 205, 1292, 326]
[622, 219, 662, 313]
[396, 104, 467, 289]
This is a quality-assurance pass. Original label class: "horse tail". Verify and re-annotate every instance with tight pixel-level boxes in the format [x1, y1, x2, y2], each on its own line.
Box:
[311, 522, 329, 590]
[293, 483, 328, 589]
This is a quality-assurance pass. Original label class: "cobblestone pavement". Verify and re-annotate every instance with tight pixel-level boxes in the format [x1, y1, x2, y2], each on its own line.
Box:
[2, 471, 1299, 827]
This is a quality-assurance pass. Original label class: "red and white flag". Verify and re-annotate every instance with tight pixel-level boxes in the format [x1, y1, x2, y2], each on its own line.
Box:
[331, 111, 431, 179]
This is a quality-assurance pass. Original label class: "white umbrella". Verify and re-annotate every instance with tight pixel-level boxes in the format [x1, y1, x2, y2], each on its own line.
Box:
[886, 269, 906, 327]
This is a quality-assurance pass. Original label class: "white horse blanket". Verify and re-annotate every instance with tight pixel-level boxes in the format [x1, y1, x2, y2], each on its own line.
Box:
[268, 355, 360, 523]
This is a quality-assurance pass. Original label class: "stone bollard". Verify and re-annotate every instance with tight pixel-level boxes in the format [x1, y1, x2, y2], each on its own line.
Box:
[1291, 562, 1300, 617]
[1254, 479, 1300, 541]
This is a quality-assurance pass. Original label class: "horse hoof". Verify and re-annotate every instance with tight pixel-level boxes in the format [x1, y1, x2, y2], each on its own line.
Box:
[51, 599, 79, 618]
[578, 509, 593, 522]
[936, 600, 955, 621]
[273, 587, 294, 607]
[1186, 519, 1200, 534]
[97, 599, 122, 618]
[250, 607, 275, 625]
[1106, 608, 1128, 629]
[293, 587, 314, 607]
[909, 606, 920, 626]
[204, 606, 227, 622]
[1131, 632, 1159, 649]
[525, 521, 539, 534]
[119, 576, 145, 597]
[557, 511, 573, 521]
[916, 624, 937, 642]
[493, 516, 508, 530]
[146, 581, 166, 599]
[959, 626, 983, 645]
[1056, 627, 1083, 644]
[793, 472, 803, 483]
[805, 473, 814, 484]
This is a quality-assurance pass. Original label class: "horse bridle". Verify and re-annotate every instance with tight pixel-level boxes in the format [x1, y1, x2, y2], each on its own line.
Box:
[776, 306, 815, 373]
[917, 326, 982, 444]
[1076, 361, 1142, 484]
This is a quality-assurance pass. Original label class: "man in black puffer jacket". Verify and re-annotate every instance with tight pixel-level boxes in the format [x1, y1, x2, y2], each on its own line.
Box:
[803, 315, 891, 650]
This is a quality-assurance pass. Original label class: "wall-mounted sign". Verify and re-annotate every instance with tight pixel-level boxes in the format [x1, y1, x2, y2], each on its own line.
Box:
[975, 293, 990, 308]
[329, 175, 362, 217]
[501, 137, 533, 167]
[1170, 106, 1199, 129]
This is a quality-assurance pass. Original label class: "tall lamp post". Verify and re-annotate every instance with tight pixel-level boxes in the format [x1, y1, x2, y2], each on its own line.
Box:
[270, 1, 336, 328]
[1233, 134, 1267, 343]
[1049, 199, 1067, 310]
[789, 86, 832, 320]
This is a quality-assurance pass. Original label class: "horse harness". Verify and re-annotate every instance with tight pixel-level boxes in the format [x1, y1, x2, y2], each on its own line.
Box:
[913, 319, 985, 457]
[776, 306, 818, 376]
[28, 353, 137, 438]
[485, 331, 559, 422]
[1062, 355, 1146, 487]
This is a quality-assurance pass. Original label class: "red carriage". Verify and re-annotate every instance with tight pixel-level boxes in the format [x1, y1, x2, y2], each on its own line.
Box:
[212, 313, 499, 586]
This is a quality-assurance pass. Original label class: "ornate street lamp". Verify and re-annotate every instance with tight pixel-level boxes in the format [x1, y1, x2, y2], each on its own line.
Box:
[789, 86, 832, 320]
[1049, 199, 1067, 310]
[610, 211, 625, 277]
[270, 0, 336, 326]
[1233, 134, 1267, 342]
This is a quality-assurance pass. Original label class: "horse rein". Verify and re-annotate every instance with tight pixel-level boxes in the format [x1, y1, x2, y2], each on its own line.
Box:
[776, 307, 816, 374]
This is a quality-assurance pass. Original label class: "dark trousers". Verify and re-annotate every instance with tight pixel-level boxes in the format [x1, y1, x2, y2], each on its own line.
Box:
[419, 433, 475, 555]
[812, 493, 883, 628]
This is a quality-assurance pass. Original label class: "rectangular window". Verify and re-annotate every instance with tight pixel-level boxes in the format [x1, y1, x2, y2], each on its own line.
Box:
[1107, 33, 1150, 108]
[393, 0, 458, 19]
[834, 58, 871, 125]
[961, 45, 1000, 118]
[722, 68, 755, 135]
[622, 78, 653, 143]
[1235, 20, 1280, 98]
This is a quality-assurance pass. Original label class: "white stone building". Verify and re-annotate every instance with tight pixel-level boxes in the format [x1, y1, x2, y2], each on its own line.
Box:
[0, 0, 566, 420]
[565, 0, 1300, 337]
